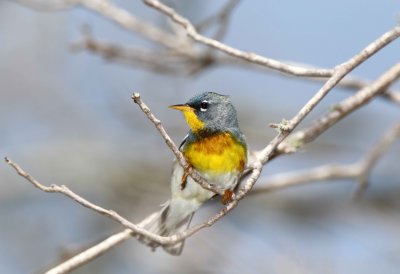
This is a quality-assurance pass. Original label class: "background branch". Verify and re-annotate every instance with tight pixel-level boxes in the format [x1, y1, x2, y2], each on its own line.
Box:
[251, 123, 400, 197]
[277, 62, 400, 155]
[143, 0, 333, 77]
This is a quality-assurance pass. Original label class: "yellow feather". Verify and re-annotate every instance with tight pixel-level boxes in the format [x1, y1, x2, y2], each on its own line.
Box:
[182, 110, 204, 132]
[184, 132, 246, 174]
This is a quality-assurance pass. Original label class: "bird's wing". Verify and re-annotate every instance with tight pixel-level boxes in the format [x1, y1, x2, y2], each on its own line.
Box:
[178, 133, 189, 151]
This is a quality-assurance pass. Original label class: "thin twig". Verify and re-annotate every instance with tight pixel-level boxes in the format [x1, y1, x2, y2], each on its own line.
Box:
[196, 0, 240, 33]
[201, 0, 240, 41]
[71, 37, 209, 75]
[353, 123, 400, 198]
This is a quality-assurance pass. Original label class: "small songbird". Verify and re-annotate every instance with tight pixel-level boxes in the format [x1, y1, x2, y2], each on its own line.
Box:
[140, 92, 247, 255]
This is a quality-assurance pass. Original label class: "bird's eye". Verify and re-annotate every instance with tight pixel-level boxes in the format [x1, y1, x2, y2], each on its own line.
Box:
[200, 101, 208, 112]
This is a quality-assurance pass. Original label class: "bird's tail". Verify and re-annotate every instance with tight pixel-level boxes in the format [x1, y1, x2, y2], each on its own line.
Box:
[137, 197, 201, 255]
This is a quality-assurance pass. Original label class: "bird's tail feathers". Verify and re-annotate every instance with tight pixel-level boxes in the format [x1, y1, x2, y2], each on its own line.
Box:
[137, 198, 200, 255]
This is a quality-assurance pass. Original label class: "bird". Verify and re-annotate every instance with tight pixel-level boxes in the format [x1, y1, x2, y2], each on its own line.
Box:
[139, 92, 247, 255]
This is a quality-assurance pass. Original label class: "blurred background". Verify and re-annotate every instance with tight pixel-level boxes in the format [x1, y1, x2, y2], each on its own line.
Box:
[1, 0, 400, 273]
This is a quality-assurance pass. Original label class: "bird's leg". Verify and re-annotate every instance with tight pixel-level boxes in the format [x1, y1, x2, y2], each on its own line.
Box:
[180, 165, 192, 190]
[221, 189, 233, 205]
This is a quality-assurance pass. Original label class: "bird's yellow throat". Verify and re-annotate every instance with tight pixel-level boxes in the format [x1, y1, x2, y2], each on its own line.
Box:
[169, 105, 205, 132]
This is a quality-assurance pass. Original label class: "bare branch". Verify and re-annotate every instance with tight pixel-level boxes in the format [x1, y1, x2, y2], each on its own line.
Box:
[252, 164, 360, 195]
[71, 36, 212, 75]
[196, 0, 240, 33]
[278, 62, 400, 155]
[251, 123, 400, 196]
[45, 229, 132, 274]
[307, 75, 400, 105]
[143, 0, 400, 78]
[219, 56, 400, 105]
[258, 49, 400, 165]
[78, 0, 196, 56]
[198, 0, 240, 41]
[3, 158, 165, 241]
[73, 36, 400, 105]
[71, 38, 183, 73]
[142, 0, 333, 77]
[353, 123, 400, 198]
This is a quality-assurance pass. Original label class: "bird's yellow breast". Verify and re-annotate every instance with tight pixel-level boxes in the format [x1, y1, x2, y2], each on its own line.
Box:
[183, 132, 246, 174]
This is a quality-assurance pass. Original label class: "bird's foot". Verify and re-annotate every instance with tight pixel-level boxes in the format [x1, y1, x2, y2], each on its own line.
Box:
[180, 165, 191, 190]
[221, 189, 233, 205]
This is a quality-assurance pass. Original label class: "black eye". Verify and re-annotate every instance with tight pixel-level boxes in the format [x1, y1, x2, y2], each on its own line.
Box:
[200, 101, 208, 111]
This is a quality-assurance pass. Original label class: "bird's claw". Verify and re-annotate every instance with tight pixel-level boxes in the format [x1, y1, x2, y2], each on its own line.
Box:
[180, 165, 191, 190]
[221, 189, 233, 205]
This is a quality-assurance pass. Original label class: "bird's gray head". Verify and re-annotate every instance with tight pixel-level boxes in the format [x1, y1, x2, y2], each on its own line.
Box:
[170, 92, 239, 133]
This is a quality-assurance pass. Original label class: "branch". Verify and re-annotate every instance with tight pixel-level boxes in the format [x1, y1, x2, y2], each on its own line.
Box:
[45, 229, 132, 274]
[257, 42, 400, 164]
[16, 0, 195, 56]
[77, 0, 196, 55]
[72, 36, 400, 105]
[70, 36, 212, 75]
[142, 0, 333, 77]
[306, 75, 400, 105]
[196, 0, 240, 33]
[17, 0, 400, 104]
[143, 0, 400, 78]
[277, 62, 400, 155]
[74, 37, 400, 106]
[71, 38, 181, 73]
[3, 158, 171, 242]
[196, 0, 240, 41]
[218, 55, 400, 105]
[353, 122, 400, 198]
[251, 123, 400, 197]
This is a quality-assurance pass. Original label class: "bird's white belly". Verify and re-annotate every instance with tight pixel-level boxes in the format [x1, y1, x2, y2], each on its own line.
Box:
[170, 161, 239, 203]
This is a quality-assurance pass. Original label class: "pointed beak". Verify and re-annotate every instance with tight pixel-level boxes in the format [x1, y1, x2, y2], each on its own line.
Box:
[169, 104, 194, 112]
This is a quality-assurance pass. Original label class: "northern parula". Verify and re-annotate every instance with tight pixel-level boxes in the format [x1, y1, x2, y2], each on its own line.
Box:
[141, 92, 247, 255]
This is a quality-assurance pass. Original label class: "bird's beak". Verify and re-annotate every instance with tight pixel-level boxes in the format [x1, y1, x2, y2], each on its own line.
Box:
[169, 104, 194, 112]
